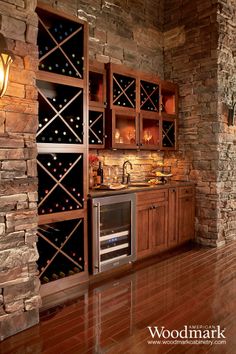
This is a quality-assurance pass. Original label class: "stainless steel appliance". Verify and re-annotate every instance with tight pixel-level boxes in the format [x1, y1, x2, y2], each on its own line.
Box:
[91, 193, 136, 274]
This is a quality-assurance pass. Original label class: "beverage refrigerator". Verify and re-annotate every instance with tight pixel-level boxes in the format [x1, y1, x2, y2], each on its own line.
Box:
[90, 193, 136, 274]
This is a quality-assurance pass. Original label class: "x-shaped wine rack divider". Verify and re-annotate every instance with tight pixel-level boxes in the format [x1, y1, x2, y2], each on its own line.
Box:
[140, 82, 159, 111]
[113, 75, 135, 108]
[38, 218, 83, 277]
[37, 154, 83, 209]
[89, 112, 103, 143]
[38, 17, 83, 78]
[37, 87, 83, 143]
[162, 121, 174, 146]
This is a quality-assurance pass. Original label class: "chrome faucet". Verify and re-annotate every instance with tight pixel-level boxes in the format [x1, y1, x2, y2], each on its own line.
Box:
[122, 160, 133, 185]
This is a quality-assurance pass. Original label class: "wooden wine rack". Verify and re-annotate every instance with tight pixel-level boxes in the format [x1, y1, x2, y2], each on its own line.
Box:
[36, 2, 88, 295]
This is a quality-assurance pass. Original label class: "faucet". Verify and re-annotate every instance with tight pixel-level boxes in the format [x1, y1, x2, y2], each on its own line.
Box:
[122, 160, 133, 185]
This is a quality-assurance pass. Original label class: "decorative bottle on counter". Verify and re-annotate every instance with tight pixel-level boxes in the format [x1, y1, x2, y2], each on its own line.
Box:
[97, 162, 104, 184]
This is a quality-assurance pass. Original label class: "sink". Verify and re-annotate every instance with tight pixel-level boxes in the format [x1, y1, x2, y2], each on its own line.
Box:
[128, 182, 150, 187]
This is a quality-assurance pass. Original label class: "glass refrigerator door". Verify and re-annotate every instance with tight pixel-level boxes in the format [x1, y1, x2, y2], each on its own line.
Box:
[99, 201, 132, 266]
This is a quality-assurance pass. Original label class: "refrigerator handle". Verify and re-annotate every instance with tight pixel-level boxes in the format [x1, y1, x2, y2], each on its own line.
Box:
[93, 202, 101, 273]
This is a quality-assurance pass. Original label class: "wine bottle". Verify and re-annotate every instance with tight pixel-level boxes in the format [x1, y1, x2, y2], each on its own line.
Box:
[42, 276, 50, 283]
[52, 273, 59, 280]
[97, 162, 103, 184]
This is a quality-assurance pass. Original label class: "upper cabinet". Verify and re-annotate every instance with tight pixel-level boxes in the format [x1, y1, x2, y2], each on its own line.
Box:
[105, 63, 178, 151]
[88, 61, 106, 149]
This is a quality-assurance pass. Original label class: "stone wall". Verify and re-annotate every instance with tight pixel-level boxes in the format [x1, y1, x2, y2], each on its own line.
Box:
[217, 0, 236, 241]
[163, 0, 236, 246]
[0, 0, 41, 341]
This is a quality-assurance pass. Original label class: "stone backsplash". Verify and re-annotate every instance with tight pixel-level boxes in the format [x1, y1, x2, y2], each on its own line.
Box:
[90, 149, 164, 183]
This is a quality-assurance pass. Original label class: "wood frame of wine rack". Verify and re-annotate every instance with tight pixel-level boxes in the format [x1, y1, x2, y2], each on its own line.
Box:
[105, 63, 178, 151]
[36, 2, 89, 297]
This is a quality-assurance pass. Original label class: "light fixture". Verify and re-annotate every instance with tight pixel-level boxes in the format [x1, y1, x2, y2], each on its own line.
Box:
[228, 100, 236, 126]
[0, 33, 14, 97]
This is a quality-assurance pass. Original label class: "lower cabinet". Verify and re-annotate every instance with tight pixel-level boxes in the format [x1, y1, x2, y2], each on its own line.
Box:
[178, 187, 195, 243]
[137, 185, 195, 260]
[137, 189, 168, 259]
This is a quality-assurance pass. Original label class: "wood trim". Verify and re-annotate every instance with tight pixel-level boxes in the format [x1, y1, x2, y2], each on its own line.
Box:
[38, 209, 85, 225]
[40, 270, 88, 298]
[36, 71, 84, 88]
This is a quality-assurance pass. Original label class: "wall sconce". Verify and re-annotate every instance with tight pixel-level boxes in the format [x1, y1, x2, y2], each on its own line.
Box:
[228, 99, 236, 126]
[0, 33, 14, 97]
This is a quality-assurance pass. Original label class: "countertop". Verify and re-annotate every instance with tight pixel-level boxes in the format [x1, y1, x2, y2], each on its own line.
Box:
[88, 180, 195, 198]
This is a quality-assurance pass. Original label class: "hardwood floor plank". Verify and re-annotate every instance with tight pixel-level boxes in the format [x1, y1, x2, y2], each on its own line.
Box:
[0, 242, 235, 354]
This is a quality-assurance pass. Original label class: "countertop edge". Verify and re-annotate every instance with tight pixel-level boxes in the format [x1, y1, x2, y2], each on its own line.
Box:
[88, 181, 195, 198]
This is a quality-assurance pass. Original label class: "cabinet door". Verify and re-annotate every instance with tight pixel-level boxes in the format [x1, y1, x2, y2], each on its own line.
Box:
[137, 204, 151, 259]
[178, 196, 195, 242]
[168, 187, 178, 246]
[151, 201, 168, 253]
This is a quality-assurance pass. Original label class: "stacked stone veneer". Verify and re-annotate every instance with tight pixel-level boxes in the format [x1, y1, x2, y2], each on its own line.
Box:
[217, 0, 236, 241]
[164, 0, 236, 246]
[0, 0, 41, 341]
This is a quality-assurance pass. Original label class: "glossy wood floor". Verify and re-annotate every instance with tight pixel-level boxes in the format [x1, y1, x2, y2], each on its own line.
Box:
[1, 241, 235, 354]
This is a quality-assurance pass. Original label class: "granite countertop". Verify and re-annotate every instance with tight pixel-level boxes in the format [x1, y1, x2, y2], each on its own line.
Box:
[88, 180, 194, 198]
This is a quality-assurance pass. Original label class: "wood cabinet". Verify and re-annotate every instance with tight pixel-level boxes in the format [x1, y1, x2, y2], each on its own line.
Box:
[137, 185, 195, 260]
[178, 187, 195, 243]
[105, 63, 178, 151]
[137, 189, 168, 258]
[89, 60, 106, 149]
[36, 2, 89, 295]
[168, 187, 178, 247]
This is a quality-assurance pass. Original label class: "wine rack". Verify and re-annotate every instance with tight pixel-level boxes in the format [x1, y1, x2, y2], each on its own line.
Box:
[37, 218, 84, 284]
[140, 80, 159, 112]
[37, 81, 84, 144]
[37, 9, 84, 79]
[36, 3, 88, 293]
[89, 109, 105, 147]
[112, 73, 136, 108]
[162, 120, 176, 148]
[37, 152, 84, 215]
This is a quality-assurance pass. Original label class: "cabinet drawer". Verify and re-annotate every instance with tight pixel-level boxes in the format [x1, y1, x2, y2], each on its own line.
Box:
[178, 187, 194, 197]
[137, 189, 168, 205]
